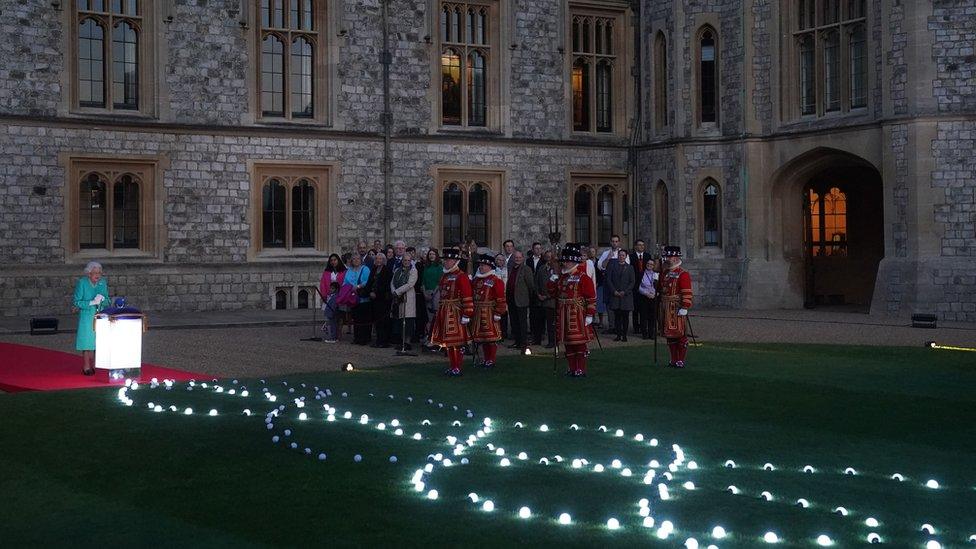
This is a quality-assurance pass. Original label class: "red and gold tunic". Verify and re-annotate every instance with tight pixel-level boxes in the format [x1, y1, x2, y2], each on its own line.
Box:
[659, 266, 693, 339]
[470, 272, 507, 343]
[547, 265, 597, 345]
[430, 267, 475, 348]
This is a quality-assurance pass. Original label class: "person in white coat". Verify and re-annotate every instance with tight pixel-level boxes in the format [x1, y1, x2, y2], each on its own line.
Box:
[391, 251, 419, 350]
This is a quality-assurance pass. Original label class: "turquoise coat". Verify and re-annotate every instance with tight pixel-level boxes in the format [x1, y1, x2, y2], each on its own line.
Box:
[73, 277, 110, 351]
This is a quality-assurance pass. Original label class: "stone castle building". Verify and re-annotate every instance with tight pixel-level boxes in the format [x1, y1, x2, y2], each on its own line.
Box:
[0, 0, 974, 321]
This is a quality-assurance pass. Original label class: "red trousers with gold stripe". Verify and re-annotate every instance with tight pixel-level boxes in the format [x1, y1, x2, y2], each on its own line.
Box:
[565, 343, 588, 374]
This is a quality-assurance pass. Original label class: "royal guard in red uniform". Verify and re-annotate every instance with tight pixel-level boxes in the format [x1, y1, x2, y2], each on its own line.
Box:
[547, 243, 597, 377]
[430, 248, 475, 376]
[658, 246, 693, 368]
[471, 253, 508, 368]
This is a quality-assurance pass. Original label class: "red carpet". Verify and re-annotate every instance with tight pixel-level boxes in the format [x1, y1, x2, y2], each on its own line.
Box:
[0, 342, 207, 393]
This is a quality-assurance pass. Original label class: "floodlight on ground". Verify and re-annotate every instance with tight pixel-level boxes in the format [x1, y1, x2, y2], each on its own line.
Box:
[342, 363, 354, 372]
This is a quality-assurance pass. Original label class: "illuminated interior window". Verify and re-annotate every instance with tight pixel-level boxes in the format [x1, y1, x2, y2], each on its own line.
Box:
[808, 186, 848, 257]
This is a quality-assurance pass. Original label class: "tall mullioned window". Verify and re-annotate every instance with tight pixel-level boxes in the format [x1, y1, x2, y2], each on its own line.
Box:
[69, 158, 159, 255]
[702, 180, 721, 248]
[440, 2, 492, 127]
[258, 0, 323, 120]
[793, 0, 868, 117]
[571, 177, 626, 247]
[435, 170, 503, 249]
[653, 31, 668, 131]
[696, 26, 718, 126]
[571, 10, 620, 134]
[75, 0, 144, 111]
[253, 165, 331, 253]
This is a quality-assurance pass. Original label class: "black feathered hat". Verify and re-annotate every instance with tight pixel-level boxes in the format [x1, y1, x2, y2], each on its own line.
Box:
[560, 243, 584, 263]
[441, 248, 461, 260]
[662, 246, 682, 257]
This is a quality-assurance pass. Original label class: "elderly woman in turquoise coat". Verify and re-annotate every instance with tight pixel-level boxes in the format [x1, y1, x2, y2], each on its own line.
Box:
[73, 261, 110, 375]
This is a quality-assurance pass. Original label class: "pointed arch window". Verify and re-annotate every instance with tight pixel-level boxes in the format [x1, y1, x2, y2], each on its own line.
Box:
[439, 2, 493, 128]
[807, 186, 848, 257]
[74, 1, 150, 113]
[79, 173, 107, 249]
[655, 181, 670, 246]
[790, 0, 868, 117]
[653, 31, 668, 131]
[291, 179, 316, 248]
[435, 170, 503, 249]
[257, 0, 326, 122]
[702, 180, 722, 248]
[571, 176, 627, 247]
[76, 171, 144, 250]
[697, 26, 718, 125]
[571, 10, 620, 134]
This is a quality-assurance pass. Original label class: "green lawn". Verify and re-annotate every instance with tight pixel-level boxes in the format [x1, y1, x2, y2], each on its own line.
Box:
[1, 343, 974, 547]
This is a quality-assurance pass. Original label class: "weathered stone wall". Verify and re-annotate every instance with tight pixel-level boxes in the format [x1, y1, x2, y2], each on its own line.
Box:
[0, 2, 62, 117]
[933, 120, 976, 259]
[930, 0, 976, 113]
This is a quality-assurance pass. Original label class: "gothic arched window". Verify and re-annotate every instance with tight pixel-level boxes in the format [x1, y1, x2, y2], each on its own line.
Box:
[697, 26, 718, 125]
[258, 0, 324, 121]
[439, 2, 492, 127]
[702, 180, 722, 248]
[653, 31, 668, 131]
[571, 11, 619, 134]
[76, 1, 148, 112]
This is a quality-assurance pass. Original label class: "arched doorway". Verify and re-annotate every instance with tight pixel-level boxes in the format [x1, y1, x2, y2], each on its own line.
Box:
[768, 147, 885, 311]
[802, 166, 883, 309]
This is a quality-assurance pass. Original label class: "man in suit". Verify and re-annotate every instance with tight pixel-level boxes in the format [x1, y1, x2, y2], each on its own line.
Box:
[606, 248, 635, 342]
[630, 239, 653, 335]
[533, 249, 557, 348]
[357, 241, 374, 268]
[506, 250, 535, 351]
[391, 240, 407, 271]
[526, 242, 545, 344]
[503, 239, 517, 269]
[369, 253, 394, 348]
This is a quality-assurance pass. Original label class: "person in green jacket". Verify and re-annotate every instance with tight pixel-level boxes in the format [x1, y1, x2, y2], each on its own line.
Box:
[73, 261, 110, 375]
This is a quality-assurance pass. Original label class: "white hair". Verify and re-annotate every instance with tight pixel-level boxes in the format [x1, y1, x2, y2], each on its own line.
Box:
[83, 261, 103, 274]
[394, 240, 406, 247]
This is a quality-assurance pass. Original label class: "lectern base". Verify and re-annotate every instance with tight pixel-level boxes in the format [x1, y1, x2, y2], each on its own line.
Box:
[99, 367, 141, 383]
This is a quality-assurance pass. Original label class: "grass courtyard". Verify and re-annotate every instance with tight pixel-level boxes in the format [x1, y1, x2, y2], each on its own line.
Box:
[0, 342, 973, 547]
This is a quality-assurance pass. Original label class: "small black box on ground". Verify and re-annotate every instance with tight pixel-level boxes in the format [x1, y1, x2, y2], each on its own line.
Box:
[911, 313, 938, 329]
[29, 317, 59, 335]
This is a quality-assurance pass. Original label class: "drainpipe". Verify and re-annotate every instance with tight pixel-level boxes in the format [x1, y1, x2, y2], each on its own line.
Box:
[738, 0, 749, 307]
[629, 0, 643, 240]
[381, 0, 392, 244]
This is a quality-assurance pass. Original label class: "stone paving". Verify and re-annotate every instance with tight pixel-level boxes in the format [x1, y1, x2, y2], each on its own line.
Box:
[1, 309, 973, 380]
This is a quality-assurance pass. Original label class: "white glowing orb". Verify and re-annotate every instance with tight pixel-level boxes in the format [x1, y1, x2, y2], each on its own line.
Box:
[656, 528, 670, 540]
[615, 429, 624, 437]
[390, 419, 400, 427]
[208, 409, 218, 416]
[687, 461, 698, 470]
[611, 459, 623, 469]
[724, 460, 737, 468]
[921, 524, 936, 535]
[354, 454, 362, 462]
[517, 452, 528, 460]
[763, 532, 779, 543]
[539, 458, 549, 465]
[639, 507, 651, 517]
[712, 526, 727, 539]
[867, 533, 881, 544]
[833, 507, 848, 516]
[638, 498, 649, 508]
[442, 458, 452, 467]
[518, 506, 531, 519]
[685, 538, 699, 549]
[153, 405, 162, 413]
[593, 464, 605, 473]
[242, 409, 251, 416]
[495, 448, 505, 456]
[558, 513, 572, 525]
[925, 479, 940, 489]
[446, 436, 457, 445]
[643, 516, 655, 528]
[467, 492, 478, 502]
[621, 468, 632, 477]
[424, 464, 434, 473]
[760, 491, 773, 501]
[343, 411, 352, 419]
[796, 498, 810, 508]
[865, 517, 879, 527]
[661, 520, 675, 532]
[422, 419, 431, 426]
[891, 473, 905, 481]
[482, 500, 495, 512]
[727, 485, 739, 495]
[240, 390, 248, 397]
[844, 467, 857, 475]
[969, 534, 976, 543]
[683, 481, 696, 490]
[413, 433, 422, 440]
[926, 541, 941, 549]
[803, 465, 816, 473]
[539, 424, 549, 432]
[499, 458, 511, 467]
[763, 463, 775, 471]
[184, 408, 193, 415]
[483, 417, 492, 427]
[658, 484, 671, 500]
[572, 459, 583, 469]
[394, 428, 402, 435]
[816, 534, 833, 546]
[599, 425, 607, 432]
[650, 438, 659, 446]
[570, 423, 579, 430]
[298, 412, 308, 421]
[514, 421, 523, 428]
[606, 518, 620, 530]
[427, 489, 439, 500]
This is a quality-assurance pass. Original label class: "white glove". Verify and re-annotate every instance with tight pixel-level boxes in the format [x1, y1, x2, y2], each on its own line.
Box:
[678, 308, 688, 316]
[460, 316, 470, 325]
[493, 315, 501, 321]
[549, 274, 559, 282]
[585, 316, 593, 326]
[88, 298, 99, 306]
[652, 272, 659, 281]
[93, 294, 105, 305]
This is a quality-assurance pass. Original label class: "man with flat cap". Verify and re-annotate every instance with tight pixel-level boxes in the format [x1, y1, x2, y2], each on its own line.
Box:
[547, 243, 597, 377]
[430, 248, 474, 376]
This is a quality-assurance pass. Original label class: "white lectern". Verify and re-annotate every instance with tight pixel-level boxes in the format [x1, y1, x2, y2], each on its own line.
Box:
[95, 310, 147, 382]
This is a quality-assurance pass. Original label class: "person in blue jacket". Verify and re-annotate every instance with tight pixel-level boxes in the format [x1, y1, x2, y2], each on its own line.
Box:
[73, 261, 110, 375]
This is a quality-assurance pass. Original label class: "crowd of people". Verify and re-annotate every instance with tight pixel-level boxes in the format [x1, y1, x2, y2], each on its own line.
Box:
[316, 236, 667, 353]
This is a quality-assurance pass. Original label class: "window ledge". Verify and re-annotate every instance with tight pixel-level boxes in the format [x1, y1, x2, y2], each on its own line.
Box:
[68, 109, 156, 121]
[255, 119, 332, 129]
[252, 250, 331, 262]
[67, 249, 161, 264]
[435, 127, 504, 137]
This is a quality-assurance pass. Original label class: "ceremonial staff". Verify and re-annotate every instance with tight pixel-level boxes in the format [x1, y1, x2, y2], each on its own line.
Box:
[547, 210, 561, 376]
[653, 244, 665, 366]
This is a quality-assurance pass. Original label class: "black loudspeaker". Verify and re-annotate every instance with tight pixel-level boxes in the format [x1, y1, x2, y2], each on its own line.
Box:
[30, 317, 59, 335]
[911, 313, 938, 329]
